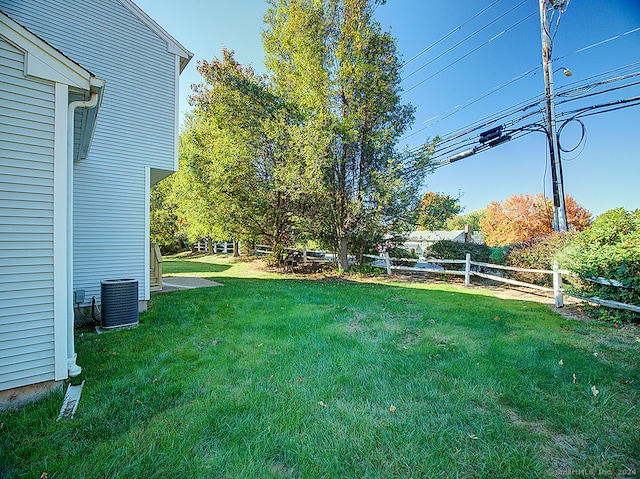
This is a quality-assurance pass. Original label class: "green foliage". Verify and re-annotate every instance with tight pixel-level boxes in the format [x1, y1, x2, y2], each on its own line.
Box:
[176, 49, 316, 264]
[263, 0, 433, 270]
[445, 208, 486, 232]
[157, 2, 436, 267]
[488, 246, 507, 264]
[387, 247, 419, 260]
[503, 233, 573, 286]
[150, 175, 187, 254]
[557, 208, 640, 322]
[426, 240, 494, 271]
[415, 191, 462, 230]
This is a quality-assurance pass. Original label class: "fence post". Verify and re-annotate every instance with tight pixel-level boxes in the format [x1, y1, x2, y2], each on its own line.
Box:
[464, 253, 471, 287]
[553, 260, 564, 308]
[303, 244, 308, 265]
[383, 252, 392, 275]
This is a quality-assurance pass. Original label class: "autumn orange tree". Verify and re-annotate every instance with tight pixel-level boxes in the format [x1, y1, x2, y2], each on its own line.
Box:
[481, 193, 591, 246]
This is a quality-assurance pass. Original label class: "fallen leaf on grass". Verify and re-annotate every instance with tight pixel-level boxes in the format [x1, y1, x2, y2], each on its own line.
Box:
[572, 373, 577, 384]
[389, 405, 396, 413]
[318, 401, 327, 408]
[257, 343, 263, 348]
[635, 337, 640, 343]
[467, 433, 478, 440]
[593, 352, 599, 357]
[493, 316, 500, 321]
[40, 473, 48, 479]
[558, 359, 564, 366]
[591, 385, 600, 397]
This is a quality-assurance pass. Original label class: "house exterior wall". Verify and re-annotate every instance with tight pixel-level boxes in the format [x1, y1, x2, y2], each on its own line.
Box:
[0, 38, 57, 390]
[0, 0, 180, 304]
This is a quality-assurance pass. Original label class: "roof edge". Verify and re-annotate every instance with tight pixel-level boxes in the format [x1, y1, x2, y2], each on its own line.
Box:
[117, 0, 193, 72]
[0, 11, 97, 89]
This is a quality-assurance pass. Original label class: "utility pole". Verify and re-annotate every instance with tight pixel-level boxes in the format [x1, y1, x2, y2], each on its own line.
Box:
[539, 0, 568, 232]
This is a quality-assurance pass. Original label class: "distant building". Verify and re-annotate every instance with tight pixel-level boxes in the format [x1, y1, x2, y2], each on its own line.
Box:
[402, 228, 483, 256]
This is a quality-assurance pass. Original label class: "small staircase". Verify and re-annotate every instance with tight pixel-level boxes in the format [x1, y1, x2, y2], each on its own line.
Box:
[150, 242, 162, 292]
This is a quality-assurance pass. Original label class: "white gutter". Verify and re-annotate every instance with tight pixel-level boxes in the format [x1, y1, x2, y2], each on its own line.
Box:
[66, 92, 99, 377]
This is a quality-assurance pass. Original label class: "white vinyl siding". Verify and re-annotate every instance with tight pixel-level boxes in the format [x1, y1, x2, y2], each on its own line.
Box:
[0, 39, 56, 390]
[1, 0, 179, 303]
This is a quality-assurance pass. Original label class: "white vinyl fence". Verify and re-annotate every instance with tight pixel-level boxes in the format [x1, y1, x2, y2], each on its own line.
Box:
[192, 239, 234, 254]
[364, 252, 639, 315]
[253, 245, 639, 315]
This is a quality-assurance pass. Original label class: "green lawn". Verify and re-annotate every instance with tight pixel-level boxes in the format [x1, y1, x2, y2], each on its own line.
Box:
[1, 255, 638, 478]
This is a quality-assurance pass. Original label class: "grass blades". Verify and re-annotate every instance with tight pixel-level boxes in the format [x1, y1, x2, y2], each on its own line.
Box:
[1, 255, 638, 478]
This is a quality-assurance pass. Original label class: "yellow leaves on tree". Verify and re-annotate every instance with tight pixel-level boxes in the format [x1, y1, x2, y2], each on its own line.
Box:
[480, 193, 591, 246]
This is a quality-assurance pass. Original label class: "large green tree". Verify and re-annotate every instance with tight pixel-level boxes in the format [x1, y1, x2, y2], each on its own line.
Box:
[445, 208, 486, 232]
[415, 191, 463, 230]
[263, 0, 432, 270]
[182, 49, 312, 262]
[150, 174, 187, 254]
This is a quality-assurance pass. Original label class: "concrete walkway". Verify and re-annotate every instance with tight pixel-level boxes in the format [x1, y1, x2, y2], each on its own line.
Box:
[155, 276, 223, 293]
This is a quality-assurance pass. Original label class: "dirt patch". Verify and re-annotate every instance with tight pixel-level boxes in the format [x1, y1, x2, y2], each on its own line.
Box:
[472, 281, 592, 322]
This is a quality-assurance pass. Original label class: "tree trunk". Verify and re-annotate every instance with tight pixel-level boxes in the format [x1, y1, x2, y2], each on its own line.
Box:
[233, 239, 240, 257]
[338, 237, 349, 271]
[207, 236, 214, 255]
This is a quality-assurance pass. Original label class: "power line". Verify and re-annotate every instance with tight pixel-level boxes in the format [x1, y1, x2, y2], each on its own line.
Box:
[402, 37, 640, 144]
[402, 0, 504, 67]
[401, 76, 640, 167]
[421, 95, 640, 171]
[563, 26, 640, 59]
[556, 77, 640, 106]
[403, 64, 640, 152]
[402, 10, 538, 96]
[402, 65, 541, 142]
[556, 66, 640, 98]
[402, 0, 527, 81]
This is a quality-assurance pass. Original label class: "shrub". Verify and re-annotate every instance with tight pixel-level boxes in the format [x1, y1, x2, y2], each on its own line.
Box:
[557, 208, 640, 322]
[385, 247, 419, 268]
[425, 240, 495, 271]
[427, 240, 493, 262]
[503, 233, 573, 286]
[488, 246, 508, 264]
[387, 247, 419, 260]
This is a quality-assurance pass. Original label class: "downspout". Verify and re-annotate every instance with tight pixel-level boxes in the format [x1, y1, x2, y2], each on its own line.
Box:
[66, 93, 99, 377]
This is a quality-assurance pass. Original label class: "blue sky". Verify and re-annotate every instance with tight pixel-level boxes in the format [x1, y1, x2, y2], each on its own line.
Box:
[135, 0, 639, 217]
